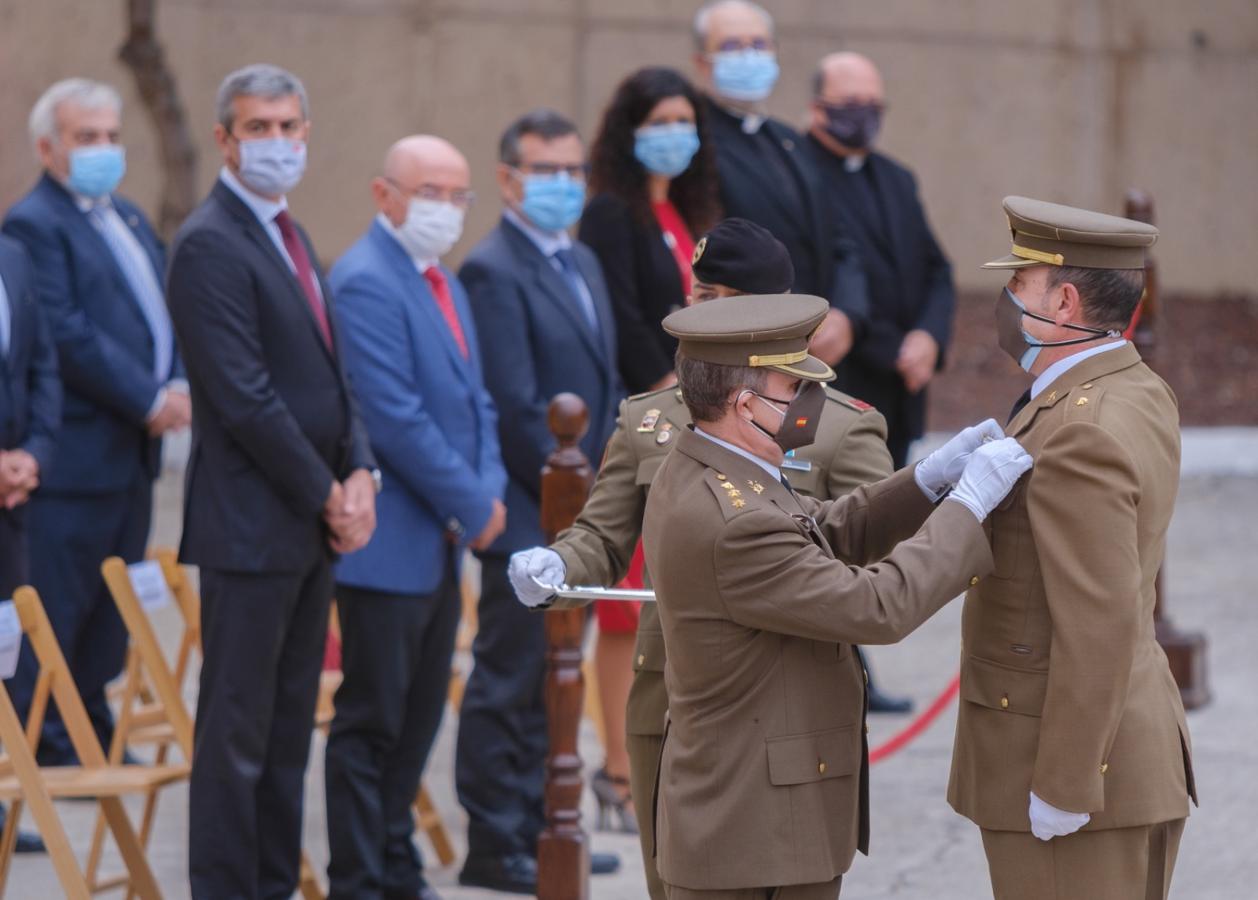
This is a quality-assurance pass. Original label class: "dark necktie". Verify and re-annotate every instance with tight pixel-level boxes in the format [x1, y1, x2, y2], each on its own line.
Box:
[552, 248, 599, 334]
[423, 266, 469, 359]
[274, 209, 332, 349]
[1007, 388, 1032, 424]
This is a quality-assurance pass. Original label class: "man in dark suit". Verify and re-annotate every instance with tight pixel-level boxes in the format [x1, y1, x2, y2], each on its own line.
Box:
[166, 64, 377, 900]
[690, 0, 863, 370]
[455, 108, 622, 894]
[2, 78, 189, 764]
[326, 134, 507, 900]
[0, 234, 60, 854]
[807, 52, 956, 468]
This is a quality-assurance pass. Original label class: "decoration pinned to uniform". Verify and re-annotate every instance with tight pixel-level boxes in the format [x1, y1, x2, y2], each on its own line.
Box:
[655, 422, 674, 445]
[637, 408, 662, 433]
[748, 480, 764, 494]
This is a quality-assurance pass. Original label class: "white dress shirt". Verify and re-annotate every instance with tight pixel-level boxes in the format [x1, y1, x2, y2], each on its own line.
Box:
[504, 206, 598, 330]
[218, 167, 324, 301]
[695, 427, 782, 482]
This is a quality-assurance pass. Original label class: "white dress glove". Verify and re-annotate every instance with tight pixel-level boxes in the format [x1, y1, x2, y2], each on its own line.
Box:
[507, 547, 567, 609]
[944, 436, 1033, 522]
[914, 418, 1005, 501]
[1028, 791, 1091, 841]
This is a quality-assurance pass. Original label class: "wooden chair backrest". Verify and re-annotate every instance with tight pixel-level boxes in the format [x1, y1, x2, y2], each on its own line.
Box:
[11, 587, 109, 770]
[100, 557, 195, 758]
[0, 680, 92, 900]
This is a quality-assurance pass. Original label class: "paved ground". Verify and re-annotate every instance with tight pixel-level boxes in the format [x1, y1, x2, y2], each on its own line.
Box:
[8, 462, 1256, 898]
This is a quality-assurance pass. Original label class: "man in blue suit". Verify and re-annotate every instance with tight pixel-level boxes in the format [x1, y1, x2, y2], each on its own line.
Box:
[455, 109, 623, 894]
[326, 134, 506, 900]
[0, 233, 61, 853]
[2, 78, 189, 764]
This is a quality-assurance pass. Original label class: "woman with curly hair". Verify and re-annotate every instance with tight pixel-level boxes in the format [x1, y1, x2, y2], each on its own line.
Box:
[576, 65, 720, 838]
[582, 66, 722, 395]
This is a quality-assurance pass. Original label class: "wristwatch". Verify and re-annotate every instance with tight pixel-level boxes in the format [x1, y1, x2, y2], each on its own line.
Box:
[370, 468, 383, 494]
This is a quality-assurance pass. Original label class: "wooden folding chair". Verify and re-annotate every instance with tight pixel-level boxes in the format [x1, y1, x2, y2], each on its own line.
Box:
[83, 557, 197, 897]
[0, 587, 187, 899]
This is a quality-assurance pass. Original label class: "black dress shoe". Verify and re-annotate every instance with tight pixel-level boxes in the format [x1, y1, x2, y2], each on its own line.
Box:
[459, 852, 537, 895]
[867, 687, 913, 714]
[590, 851, 620, 875]
[0, 806, 46, 854]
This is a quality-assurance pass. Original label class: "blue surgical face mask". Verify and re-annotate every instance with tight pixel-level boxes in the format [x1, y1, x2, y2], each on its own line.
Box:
[517, 172, 586, 233]
[237, 137, 307, 197]
[996, 285, 1116, 373]
[634, 122, 701, 178]
[711, 49, 780, 102]
[67, 145, 126, 198]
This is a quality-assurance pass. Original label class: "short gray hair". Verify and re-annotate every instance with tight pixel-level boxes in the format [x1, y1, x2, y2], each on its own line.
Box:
[28, 78, 122, 148]
[691, 0, 775, 52]
[676, 352, 767, 424]
[215, 63, 309, 132]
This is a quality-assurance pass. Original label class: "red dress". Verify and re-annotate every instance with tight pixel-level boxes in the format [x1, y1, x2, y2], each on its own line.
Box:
[596, 200, 695, 634]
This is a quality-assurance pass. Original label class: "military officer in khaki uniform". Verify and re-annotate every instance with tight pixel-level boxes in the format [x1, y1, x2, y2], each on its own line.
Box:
[640, 294, 1032, 899]
[948, 197, 1196, 900]
[509, 219, 894, 900]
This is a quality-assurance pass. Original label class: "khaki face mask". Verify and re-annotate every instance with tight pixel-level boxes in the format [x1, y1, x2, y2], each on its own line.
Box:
[743, 379, 826, 452]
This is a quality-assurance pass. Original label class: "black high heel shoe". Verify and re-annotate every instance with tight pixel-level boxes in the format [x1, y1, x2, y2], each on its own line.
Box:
[591, 768, 638, 834]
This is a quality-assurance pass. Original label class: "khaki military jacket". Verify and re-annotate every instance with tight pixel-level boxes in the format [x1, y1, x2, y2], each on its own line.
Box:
[947, 343, 1197, 832]
[551, 386, 894, 737]
[643, 427, 992, 890]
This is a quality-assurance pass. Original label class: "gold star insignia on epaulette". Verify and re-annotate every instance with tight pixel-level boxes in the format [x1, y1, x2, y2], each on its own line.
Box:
[732, 498, 746, 509]
[726, 489, 741, 498]
[1076, 397, 1089, 406]
[1046, 390, 1057, 403]
[748, 480, 764, 494]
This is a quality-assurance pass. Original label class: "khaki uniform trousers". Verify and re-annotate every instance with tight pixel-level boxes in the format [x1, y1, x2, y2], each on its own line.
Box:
[981, 818, 1186, 900]
[664, 876, 842, 900]
[628, 731, 665, 900]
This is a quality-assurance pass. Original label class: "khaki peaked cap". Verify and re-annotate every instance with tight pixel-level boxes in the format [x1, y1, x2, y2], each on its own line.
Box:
[661, 293, 835, 382]
[983, 195, 1158, 271]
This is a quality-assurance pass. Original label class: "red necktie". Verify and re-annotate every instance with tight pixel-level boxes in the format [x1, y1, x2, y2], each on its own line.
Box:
[423, 266, 469, 359]
[274, 209, 332, 349]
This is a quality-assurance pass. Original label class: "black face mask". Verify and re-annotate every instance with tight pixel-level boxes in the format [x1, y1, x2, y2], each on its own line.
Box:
[822, 102, 882, 150]
[995, 285, 1118, 372]
[744, 380, 826, 452]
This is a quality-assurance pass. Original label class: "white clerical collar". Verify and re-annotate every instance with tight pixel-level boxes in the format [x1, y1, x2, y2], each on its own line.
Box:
[695, 427, 782, 482]
[504, 206, 571, 257]
[219, 165, 287, 226]
[375, 213, 438, 273]
[1030, 340, 1126, 400]
[843, 154, 867, 172]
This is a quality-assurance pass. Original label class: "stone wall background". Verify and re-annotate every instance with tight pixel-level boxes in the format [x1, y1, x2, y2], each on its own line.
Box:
[2, 0, 1255, 296]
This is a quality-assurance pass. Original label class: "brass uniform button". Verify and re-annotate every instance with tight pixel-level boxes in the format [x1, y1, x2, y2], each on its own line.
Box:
[969, 576, 980, 586]
[637, 654, 645, 666]
[818, 761, 827, 774]
[1081, 382, 1094, 389]
[1000, 696, 1010, 710]
[1100, 763, 1109, 774]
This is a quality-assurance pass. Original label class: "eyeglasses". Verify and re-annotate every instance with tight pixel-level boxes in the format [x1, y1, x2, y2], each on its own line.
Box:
[385, 177, 476, 210]
[511, 163, 589, 181]
[816, 99, 887, 114]
[714, 37, 773, 52]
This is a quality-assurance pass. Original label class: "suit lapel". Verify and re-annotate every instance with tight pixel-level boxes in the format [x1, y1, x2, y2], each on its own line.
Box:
[764, 121, 822, 256]
[213, 181, 336, 366]
[866, 155, 908, 273]
[501, 220, 607, 372]
[1010, 344, 1143, 438]
[372, 223, 468, 374]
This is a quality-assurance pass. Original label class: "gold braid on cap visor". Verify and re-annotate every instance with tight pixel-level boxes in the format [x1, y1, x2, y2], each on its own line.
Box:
[1011, 243, 1065, 266]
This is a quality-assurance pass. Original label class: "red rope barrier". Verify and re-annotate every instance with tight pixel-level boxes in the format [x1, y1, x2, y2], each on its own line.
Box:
[869, 673, 961, 765]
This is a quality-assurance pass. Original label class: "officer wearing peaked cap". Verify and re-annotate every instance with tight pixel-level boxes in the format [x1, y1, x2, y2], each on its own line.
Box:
[507, 218, 899, 899]
[947, 196, 1196, 900]
[637, 293, 1031, 898]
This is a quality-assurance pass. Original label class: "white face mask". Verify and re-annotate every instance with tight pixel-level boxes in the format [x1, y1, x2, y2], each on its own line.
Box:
[395, 198, 465, 261]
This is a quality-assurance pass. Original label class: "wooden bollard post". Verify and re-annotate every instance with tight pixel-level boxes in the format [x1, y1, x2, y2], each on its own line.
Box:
[537, 393, 593, 900]
[1125, 189, 1211, 709]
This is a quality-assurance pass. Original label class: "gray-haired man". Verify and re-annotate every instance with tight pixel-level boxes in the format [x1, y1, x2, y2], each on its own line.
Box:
[167, 64, 376, 899]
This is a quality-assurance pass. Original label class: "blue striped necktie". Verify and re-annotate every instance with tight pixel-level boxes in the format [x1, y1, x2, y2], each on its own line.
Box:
[552, 247, 599, 334]
[88, 203, 172, 381]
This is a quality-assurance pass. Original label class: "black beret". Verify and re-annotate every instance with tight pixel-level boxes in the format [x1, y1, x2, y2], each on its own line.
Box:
[691, 217, 795, 295]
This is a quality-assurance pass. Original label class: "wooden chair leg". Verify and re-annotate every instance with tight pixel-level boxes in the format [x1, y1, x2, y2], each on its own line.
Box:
[98, 796, 163, 900]
[413, 785, 456, 867]
[0, 797, 22, 896]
